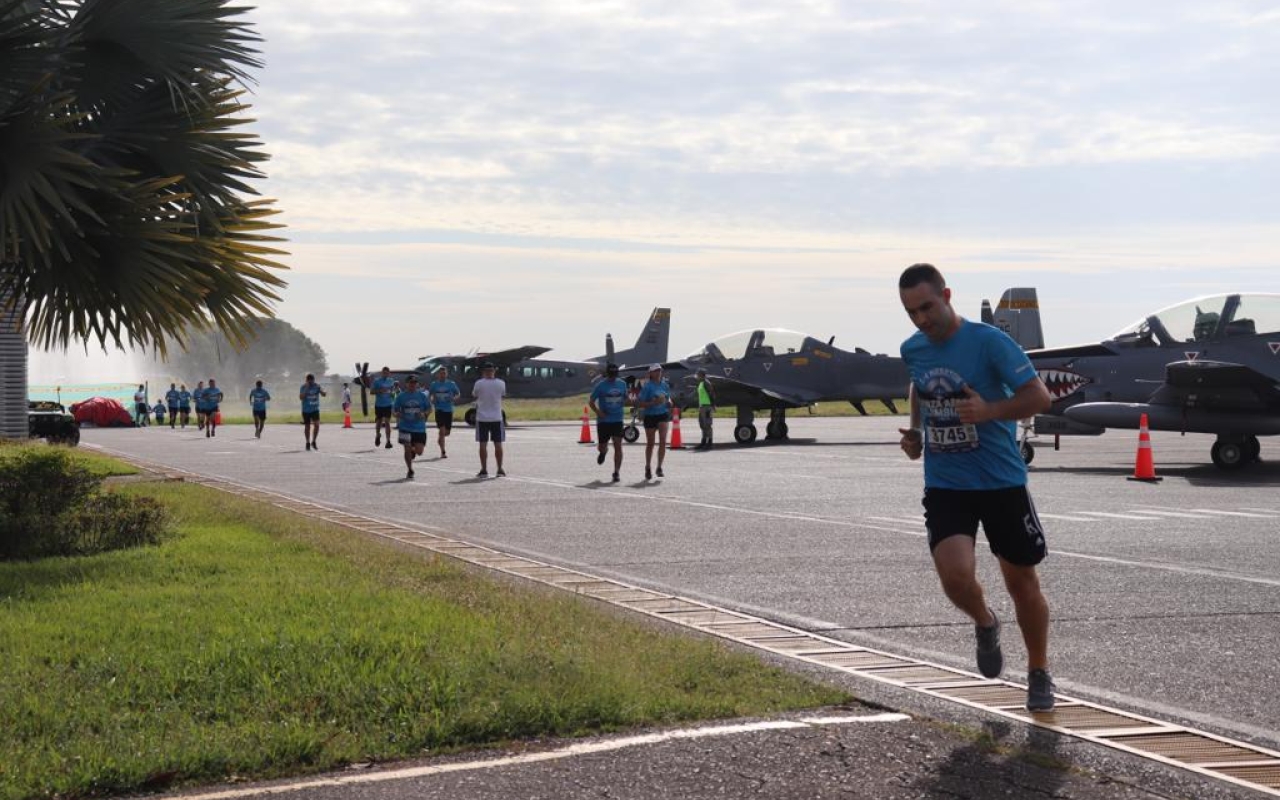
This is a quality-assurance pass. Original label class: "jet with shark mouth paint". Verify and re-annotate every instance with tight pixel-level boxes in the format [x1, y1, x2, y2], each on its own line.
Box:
[989, 291, 1280, 470]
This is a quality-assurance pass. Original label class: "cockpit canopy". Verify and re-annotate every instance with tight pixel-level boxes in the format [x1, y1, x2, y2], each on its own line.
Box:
[685, 329, 820, 363]
[1112, 293, 1280, 346]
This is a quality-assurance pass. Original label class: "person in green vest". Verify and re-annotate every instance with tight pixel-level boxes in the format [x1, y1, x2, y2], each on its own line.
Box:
[695, 368, 717, 449]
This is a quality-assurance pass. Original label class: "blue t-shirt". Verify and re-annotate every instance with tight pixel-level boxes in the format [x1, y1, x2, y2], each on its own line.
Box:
[638, 379, 672, 417]
[178, 390, 191, 408]
[193, 388, 206, 410]
[590, 378, 629, 423]
[393, 390, 431, 433]
[901, 320, 1037, 490]
[428, 380, 461, 412]
[204, 387, 224, 407]
[165, 389, 180, 407]
[299, 383, 324, 413]
[371, 376, 398, 408]
[249, 387, 271, 411]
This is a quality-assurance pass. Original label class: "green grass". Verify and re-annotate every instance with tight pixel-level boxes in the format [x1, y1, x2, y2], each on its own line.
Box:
[0, 440, 137, 478]
[0, 478, 850, 799]
[209, 395, 906, 426]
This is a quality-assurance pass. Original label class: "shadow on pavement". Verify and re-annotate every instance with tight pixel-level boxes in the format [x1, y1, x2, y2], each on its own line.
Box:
[914, 720, 1065, 798]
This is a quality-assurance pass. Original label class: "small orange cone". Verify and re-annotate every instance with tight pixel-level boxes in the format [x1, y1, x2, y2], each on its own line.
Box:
[669, 408, 684, 449]
[1127, 413, 1162, 482]
[343, 406, 353, 429]
[214, 411, 222, 426]
[578, 406, 593, 444]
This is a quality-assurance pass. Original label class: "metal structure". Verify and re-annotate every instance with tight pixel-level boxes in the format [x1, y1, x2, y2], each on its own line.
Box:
[0, 288, 28, 440]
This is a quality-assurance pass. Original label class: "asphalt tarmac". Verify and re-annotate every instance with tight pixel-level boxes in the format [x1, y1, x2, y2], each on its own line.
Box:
[87, 415, 1280, 796]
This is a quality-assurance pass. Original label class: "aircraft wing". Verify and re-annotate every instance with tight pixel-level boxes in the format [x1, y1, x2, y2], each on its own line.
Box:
[462, 346, 553, 367]
[1147, 360, 1280, 411]
[703, 374, 820, 408]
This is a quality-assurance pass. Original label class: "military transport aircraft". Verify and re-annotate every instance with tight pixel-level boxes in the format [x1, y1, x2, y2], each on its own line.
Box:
[1013, 293, 1280, 470]
[648, 328, 909, 444]
[354, 308, 671, 425]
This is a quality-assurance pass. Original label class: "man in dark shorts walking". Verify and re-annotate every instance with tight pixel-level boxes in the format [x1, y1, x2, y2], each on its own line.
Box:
[472, 362, 506, 478]
[393, 374, 431, 479]
[249, 380, 271, 438]
[897, 263, 1056, 711]
[589, 363, 628, 482]
[203, 378, 223, 438]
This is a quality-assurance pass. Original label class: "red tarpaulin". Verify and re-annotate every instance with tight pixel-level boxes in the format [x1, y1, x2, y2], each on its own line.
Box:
[70, 397, 135, 428]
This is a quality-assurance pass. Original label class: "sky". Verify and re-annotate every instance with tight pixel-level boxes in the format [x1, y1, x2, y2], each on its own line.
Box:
[29, 0, 1280, 384]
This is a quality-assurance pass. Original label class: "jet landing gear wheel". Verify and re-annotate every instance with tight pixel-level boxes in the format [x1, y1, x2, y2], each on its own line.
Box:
[1211, 440, 1247, 470]
[765, 420, 790, 439]
[1245, 435, 1261, 464]
[734, 424, 758, 444]
[622, 425, 640, 443]
[1020, 441, 1035, 465]
[464, 408, 477, 427]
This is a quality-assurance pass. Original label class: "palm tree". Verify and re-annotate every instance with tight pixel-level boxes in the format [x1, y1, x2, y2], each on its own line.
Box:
[0, 0, 287, 436]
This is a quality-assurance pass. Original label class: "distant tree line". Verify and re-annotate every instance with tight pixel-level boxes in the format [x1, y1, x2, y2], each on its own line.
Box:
[163, 318, 327, 398]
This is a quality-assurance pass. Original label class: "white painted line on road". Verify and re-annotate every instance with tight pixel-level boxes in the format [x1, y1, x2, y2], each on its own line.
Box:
[1072, 511, 1166, 521]
[157, 715, 909, 800]
[868, 516, 925, 526]
[1128, 509, 1220, 519]
[1190, 509, 1273, 519]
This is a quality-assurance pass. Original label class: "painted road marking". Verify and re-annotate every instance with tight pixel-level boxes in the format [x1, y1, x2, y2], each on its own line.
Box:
[1190, 509, 1273, 518]
[1073, 511, 1167, 521]
[1036, 513, 1099, 522]
[156, 715, 910, 800]
[1128, 509, 1220, 519]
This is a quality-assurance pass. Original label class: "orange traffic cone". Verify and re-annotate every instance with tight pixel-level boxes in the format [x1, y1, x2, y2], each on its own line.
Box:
[578, 406, 593, 444]
[669, 408, 684, 449]
[343, 406, 353, 429]
[1127, 413, 1162, 482]
[214, 411, 222, 426]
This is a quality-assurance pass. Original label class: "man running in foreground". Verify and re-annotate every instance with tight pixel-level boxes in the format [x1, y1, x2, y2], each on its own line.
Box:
[472, 362, 506, 478]
[898, 262, 1056, 712]
[371, 367, 397, 450]
[589, 363, 628, 482]
[299, 373, 327, 451]
[394, 374, 431, 479]
[428, 366, 461, 459]
[249, 380, 271, 439]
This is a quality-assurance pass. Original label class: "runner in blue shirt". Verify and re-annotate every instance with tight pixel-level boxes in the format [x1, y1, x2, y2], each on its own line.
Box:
[203, 378, 224, 438]
[897, 263, 1055, 712]
[428, 366, 461, 459]
[393, 374, 431, 479]
[299, 373, 327, 451]
[370, 367, 398, 450]
[177, 384, 192, 428]
[637, 364, 673, 481]
[249, 380, 271, 439]
[164, 383, 180, 429]
[588, 363, 628, 482]
[193, 381, 207, 431]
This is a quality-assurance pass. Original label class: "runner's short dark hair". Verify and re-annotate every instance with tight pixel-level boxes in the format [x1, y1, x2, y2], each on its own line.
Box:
[899, 263, 946, 293]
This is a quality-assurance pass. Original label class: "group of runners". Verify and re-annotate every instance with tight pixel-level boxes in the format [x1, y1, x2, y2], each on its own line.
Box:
[137, 380, 227, 436]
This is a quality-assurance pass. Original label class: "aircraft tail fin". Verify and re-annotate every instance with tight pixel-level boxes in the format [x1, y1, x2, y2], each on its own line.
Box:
[600, 307, 671, 366]
[988, 288, 1044, 350]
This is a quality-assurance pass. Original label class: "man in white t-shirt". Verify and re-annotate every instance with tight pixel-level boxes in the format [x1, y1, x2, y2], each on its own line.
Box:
[472, 362, 507, 478]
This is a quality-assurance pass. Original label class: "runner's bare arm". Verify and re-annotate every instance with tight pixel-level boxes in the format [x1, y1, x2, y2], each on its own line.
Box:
[955, 378, 1051, 424]
[899, 384, 923, 460]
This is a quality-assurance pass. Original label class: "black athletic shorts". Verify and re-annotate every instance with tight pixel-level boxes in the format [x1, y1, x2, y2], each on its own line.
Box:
[435, 411, 453, 431]
[253, 410, 266, 420]
[922, 486, 1047, 566]
[375, 406, 393, 421]
[399, 431, 427, 446]
[643, 412, 671, 429]
[597, 421, 624, 439]
[302, 410, 320, 423]
[476, 420, 505, 443]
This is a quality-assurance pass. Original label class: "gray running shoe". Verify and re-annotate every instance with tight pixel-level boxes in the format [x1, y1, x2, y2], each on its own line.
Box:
[496, 469, 506, 477]
[476, 470, 488, 478]
[975, 609, 1003, 678]
[1026, 668, 1055, 711]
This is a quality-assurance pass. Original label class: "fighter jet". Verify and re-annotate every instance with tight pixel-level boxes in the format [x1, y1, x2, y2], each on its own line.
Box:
[1012, 293, 1280, 470]
[649, 328, 908, 444]
[353, 308, 670, 425]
